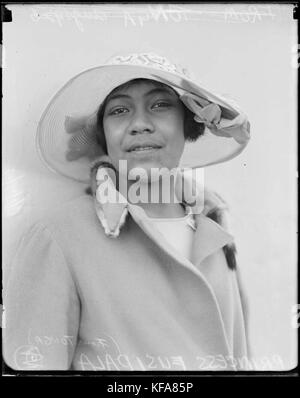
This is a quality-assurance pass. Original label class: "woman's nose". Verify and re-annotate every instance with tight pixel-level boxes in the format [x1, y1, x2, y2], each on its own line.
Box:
[128, 109, 155, 135]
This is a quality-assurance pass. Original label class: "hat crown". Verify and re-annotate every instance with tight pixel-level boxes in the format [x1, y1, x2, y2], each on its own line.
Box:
[105, 52, 191, 79]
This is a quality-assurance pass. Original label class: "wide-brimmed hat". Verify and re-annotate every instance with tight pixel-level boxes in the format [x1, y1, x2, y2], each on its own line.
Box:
[36, 52, 250, 183]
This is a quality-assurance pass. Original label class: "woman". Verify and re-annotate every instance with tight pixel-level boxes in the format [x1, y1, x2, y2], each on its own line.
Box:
[3, 52, 251, 371]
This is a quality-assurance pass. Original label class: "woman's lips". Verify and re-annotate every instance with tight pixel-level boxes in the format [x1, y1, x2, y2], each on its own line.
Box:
[127, 144, 162, 154]
[129, 146, 160, 152]
[128, 147, 162, 156]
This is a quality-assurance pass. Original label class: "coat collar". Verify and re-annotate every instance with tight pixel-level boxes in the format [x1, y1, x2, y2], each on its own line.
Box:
[93, 166, 201, 238]
[191, 213, 234, 265]
[93, 166, 234, 265]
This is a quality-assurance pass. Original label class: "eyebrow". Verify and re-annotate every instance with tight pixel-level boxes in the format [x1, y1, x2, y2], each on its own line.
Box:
[106, 87, 176, 103]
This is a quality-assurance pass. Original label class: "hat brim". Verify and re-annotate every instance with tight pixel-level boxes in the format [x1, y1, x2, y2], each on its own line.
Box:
[36, 64, 250, 183]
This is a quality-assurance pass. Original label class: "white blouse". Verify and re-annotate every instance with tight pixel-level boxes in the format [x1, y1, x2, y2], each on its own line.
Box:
[147, 212, 196, 262]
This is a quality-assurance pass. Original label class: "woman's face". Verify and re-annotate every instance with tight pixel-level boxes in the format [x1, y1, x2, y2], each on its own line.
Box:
[102, 80, 185, 177]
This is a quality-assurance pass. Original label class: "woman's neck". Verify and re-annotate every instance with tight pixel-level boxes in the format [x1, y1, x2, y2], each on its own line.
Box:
[135, 201, 186, 219]
[125, 178, 186, 219]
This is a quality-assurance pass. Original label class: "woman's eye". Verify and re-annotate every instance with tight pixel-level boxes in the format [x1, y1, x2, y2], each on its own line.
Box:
[108, 107, 128, 116]
[152, 101, 171, 109]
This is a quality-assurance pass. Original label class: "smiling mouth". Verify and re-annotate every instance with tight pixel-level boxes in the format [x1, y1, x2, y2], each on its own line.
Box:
[127, 145, 162, 153]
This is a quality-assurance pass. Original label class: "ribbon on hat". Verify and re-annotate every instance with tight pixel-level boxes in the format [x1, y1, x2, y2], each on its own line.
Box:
[180, 93, 250, 145]
[64, 113, 104, 161]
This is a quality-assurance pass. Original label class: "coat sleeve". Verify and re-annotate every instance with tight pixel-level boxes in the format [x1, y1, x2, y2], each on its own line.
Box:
[3, 222, 80, 370]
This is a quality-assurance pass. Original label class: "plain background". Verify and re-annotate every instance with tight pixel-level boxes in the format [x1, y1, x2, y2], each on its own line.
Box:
[3, 3, 298, 370]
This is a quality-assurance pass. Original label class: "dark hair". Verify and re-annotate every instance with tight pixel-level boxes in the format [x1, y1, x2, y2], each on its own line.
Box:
[95, 78, 205, 154]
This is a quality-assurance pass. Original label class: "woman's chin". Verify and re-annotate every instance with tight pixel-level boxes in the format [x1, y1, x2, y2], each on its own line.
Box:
[128, 165, 180, 187]
[128, 159, 163, 174]
[114, 157, 178, 183]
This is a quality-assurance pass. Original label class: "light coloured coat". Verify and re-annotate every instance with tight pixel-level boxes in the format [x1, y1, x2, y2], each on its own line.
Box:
[4, 191, 250, 371]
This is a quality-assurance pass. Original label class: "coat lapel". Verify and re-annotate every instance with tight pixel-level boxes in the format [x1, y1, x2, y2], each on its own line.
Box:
[191, 213, 234, 266]
[127, 203, 233, 278]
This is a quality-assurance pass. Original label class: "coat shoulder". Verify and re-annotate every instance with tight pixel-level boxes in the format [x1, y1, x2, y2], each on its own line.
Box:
[32, 194, 107, 247]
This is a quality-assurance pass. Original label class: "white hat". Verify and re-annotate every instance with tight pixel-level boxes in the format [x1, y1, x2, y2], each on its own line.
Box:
[36, 52, 250, 183]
